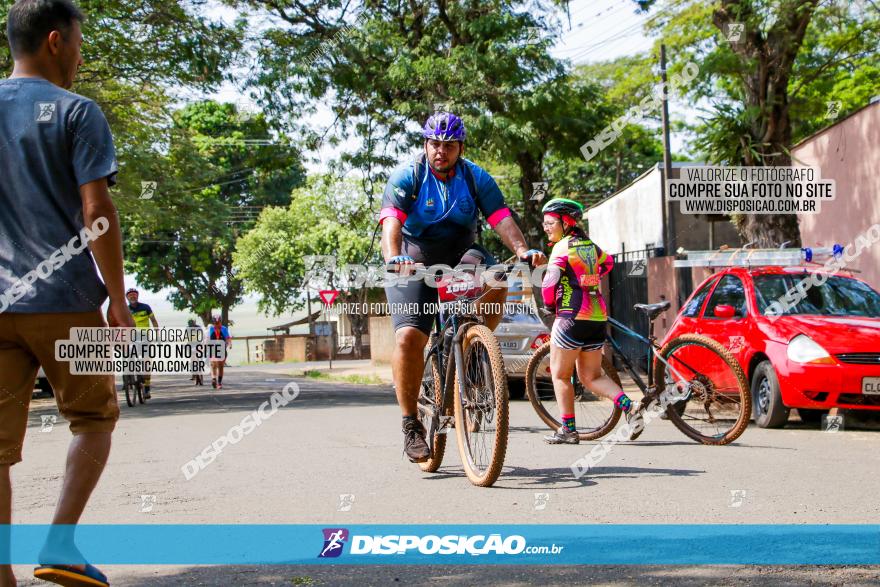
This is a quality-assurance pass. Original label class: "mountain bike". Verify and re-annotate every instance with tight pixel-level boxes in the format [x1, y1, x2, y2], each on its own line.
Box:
[526, 301, 751, 445]
[413, 263, 521, 487]
[122, 373, 145, 407]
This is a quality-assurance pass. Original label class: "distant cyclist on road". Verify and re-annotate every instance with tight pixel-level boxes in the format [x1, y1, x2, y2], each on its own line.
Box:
[126, 288, 158, 398]
[187, 319, 204, 386]
[207, 315, 231, 389]
[379, 111, 546, 463]
[539, 198, 643, 444]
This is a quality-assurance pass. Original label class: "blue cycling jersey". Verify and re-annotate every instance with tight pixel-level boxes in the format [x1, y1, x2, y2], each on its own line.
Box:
[380, 157, 510, 241]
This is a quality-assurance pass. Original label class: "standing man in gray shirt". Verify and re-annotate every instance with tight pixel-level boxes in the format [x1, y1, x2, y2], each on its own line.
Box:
[0, 1, 133, 586]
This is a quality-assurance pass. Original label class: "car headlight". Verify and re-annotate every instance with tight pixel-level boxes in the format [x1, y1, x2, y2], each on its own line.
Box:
[786, 334, 835, 365]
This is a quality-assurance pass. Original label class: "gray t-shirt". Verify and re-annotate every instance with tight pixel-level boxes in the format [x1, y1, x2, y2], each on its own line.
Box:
[0, 77, 118, 313]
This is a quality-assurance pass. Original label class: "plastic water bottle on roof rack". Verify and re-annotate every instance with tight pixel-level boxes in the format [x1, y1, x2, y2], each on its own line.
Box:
[674, 244, 843, 268]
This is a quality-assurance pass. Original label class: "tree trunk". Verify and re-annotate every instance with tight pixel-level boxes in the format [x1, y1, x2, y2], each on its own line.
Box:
[615, 150, 622, 191]
[713, 0, 819, 248]
[515, 151, 545, 249]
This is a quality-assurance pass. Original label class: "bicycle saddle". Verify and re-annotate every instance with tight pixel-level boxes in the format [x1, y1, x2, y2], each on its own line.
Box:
[633, 300, 671, 321]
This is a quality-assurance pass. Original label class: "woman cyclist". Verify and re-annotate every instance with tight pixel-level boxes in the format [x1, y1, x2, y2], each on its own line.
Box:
[539, 198, 644, 444]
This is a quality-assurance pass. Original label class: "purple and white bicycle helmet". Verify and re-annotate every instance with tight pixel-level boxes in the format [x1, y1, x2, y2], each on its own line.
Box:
[422, 112, 466, 142]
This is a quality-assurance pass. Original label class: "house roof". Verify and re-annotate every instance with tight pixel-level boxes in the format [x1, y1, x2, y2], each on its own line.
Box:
[268, 310, 323, 332]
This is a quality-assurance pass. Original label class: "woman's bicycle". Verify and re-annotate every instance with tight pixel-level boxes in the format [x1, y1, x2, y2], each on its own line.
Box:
[412, 263, 522, 487]
[122, 373, 145, 407]
[525, 301, 751, 445]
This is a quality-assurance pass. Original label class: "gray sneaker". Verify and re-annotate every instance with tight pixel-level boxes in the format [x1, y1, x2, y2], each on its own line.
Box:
[402, 419, 431, 462]
[543, 426, 579, 444]
[625, 403, 646, 440]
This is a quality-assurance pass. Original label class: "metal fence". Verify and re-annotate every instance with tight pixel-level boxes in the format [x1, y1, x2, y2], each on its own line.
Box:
[607, 246, 663, 374]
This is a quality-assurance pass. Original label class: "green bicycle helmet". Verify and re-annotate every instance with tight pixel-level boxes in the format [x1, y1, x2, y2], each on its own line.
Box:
[541, 198, 584, 226]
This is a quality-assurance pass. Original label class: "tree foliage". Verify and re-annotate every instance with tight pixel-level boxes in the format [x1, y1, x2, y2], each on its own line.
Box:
[634, 0, 880, 246]
[234, 174, 375, 316]
[1, 0, 252, 319]
[124, 101, 306, 324]
[228, 0, 618, 244]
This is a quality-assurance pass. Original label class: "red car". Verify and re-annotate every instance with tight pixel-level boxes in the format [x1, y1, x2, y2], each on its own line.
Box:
[663, 265, 880, 427]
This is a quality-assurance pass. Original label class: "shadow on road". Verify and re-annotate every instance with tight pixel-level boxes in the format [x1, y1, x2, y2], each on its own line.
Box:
[417, 463, 701, 489]
[419, 465, 597, 488]
[26, 372, 396, 424]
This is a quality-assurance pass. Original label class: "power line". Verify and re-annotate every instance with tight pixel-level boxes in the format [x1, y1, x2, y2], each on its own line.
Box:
[567, 0, 690, 63]
[558, 0, 638, 45]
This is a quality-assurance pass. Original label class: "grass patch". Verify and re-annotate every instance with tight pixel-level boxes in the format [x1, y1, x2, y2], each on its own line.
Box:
[290, 577, 316, 586]
[299, 370, 383, 385]
[303, 370, 330, 379]
[339, 373, 383, 385]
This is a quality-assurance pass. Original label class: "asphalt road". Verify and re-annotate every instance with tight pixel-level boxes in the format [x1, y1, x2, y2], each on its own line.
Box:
[10, 366, 880, 585]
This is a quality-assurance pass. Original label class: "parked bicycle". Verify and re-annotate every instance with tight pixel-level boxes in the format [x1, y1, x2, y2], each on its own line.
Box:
[526, 301, 751, 445]
[414, 263, 523, 487]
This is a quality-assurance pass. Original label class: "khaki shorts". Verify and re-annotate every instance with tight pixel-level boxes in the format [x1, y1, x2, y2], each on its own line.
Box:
[0, 311, 118, 465]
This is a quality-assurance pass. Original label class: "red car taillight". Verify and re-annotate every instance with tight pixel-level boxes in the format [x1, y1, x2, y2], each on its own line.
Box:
[531, 333, 550, 350]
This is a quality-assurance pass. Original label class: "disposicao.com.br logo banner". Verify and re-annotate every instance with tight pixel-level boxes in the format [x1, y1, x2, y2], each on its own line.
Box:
[3, 525, 879, 565]
[317, 528, 563, 559]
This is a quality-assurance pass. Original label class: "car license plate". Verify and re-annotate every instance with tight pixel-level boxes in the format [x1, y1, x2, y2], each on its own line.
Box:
[862, 377, 880, 395]
[500, 341, 519, 350]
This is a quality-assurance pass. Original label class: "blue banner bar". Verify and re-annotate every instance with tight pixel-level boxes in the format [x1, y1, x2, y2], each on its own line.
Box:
[1, 525, 878, 565]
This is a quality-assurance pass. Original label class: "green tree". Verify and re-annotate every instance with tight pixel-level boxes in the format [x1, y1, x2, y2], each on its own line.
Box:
[1, 0, 244, 202]
[230, 0, 615, 243]
[125, 101, 306, 324]
[234, 175, 377, 355]
[634, 0, 880, 246]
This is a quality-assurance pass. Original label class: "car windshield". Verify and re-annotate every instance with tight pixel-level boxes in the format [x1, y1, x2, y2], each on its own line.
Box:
[501, 304, 543, 324]
[753, 274, 880, 317]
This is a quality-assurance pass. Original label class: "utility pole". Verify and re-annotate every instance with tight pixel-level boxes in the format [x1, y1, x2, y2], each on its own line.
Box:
[660, 44, 676, 256]
[307, 291, 313, 334]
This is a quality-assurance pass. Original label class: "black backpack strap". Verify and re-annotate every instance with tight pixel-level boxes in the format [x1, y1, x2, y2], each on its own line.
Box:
[412, 153, 427, 199]
[458, 158, 482, 239]
[414, 154, 478, 201]
[461, 159, 478, 201]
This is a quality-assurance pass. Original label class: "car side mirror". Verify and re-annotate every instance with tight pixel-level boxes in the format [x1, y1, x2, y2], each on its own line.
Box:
[714, 304, 736, 319]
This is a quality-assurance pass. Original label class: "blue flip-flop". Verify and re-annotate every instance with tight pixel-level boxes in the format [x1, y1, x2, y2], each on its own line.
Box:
[33, 563, 109, 586]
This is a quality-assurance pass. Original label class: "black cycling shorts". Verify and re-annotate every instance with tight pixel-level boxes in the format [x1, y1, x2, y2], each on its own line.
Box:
[384, 236, 498, 335]
[550, 318, 606, 351]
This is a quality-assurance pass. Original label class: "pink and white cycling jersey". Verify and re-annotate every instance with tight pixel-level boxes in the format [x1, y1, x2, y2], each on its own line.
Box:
[541, 234, 613, 321]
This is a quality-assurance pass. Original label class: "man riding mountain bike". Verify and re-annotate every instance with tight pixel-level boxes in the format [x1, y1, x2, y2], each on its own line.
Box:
[125, 288, 158, 398]
[379, 111, 546, 463]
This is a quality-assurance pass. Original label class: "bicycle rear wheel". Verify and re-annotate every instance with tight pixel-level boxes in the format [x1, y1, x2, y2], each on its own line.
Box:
[453, 325, 508, 487]
[417, 351, 449, 473]
[123, 376, 135, 407]
[525, 341, 622, 441]
[653, 334, 750, 445]
[136, 378, 145, 404]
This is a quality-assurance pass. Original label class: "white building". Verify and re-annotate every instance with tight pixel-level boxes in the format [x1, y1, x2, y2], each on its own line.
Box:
[586, 163, 741, 255]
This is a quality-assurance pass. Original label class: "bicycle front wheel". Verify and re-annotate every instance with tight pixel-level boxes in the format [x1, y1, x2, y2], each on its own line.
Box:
[123, 377, 135, 407]
[453, 325, 508, 487]
[525, 341, 622, 441]
[653, 334, 750, 445]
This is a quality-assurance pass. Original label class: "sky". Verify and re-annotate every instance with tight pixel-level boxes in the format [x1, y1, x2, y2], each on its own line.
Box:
[129, 0, 685, 336]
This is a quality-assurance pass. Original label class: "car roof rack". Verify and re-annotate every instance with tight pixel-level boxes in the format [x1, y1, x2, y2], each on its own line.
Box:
[673, 244, 844, 269]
